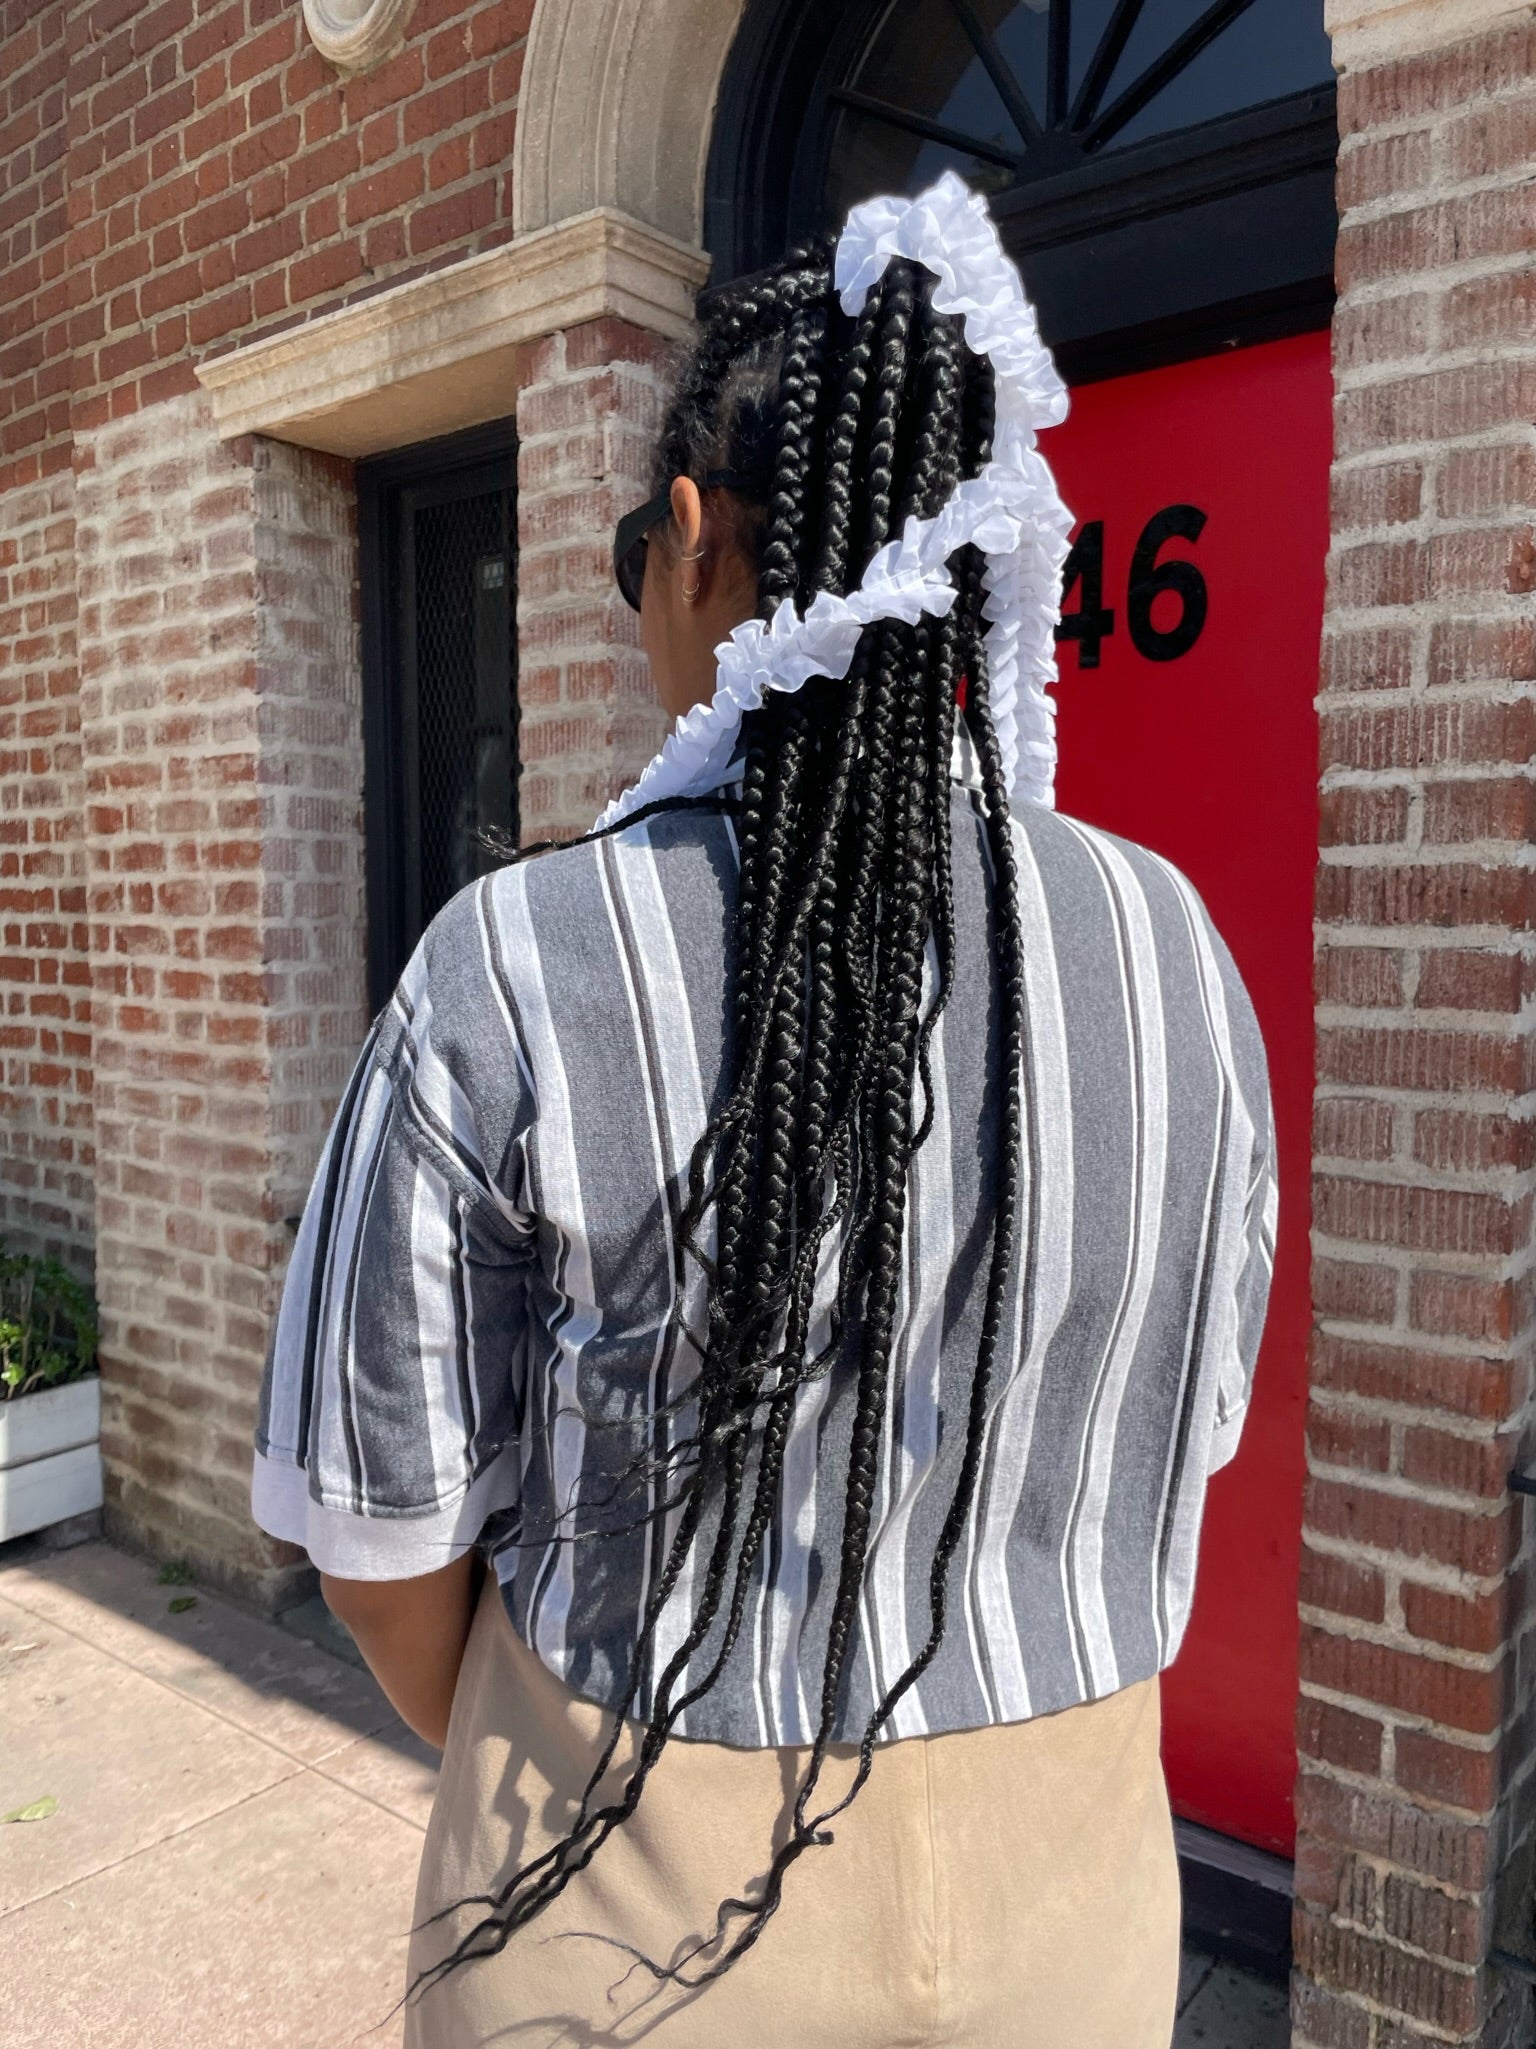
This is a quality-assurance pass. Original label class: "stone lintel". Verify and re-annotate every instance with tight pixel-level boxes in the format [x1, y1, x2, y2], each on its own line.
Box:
[195, 208, 709, 459]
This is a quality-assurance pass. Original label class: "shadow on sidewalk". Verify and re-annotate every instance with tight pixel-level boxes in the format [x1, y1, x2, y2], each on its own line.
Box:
[0, 1527, 435, 1773]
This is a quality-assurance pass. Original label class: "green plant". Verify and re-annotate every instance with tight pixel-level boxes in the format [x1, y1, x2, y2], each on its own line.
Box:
[0, 1245, 98, 1401]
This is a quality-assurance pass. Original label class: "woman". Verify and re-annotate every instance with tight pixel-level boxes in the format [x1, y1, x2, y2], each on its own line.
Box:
[253, 176, 1274, 2049]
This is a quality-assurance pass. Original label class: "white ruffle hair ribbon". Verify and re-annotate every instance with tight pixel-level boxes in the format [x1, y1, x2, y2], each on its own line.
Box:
[594, 170, 1075, 833]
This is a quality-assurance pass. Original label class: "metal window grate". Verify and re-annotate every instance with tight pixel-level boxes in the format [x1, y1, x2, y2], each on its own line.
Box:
[359, 422, 519, 1008]
[405, 485, 518, 931]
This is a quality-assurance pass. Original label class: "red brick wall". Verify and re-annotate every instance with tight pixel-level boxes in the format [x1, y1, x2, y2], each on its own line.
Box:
[1, 0, 70, 495]
[0, 466, 91, 1265]
[58, 0, 532, 445]
[0, 0, 537, 1270]
[515, 318, 674, 840]
[1, 0, 698, 1581]
[1298, 18, 1536, 2046]
[0, 0, 539, 1546]
[252, 432, 368, 1255]
[77, 389, 363, 1594]
[0, 6, 91, 1264]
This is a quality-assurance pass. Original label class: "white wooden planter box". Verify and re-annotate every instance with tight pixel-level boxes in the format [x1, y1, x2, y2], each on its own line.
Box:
[0, 1378, 103, 1542]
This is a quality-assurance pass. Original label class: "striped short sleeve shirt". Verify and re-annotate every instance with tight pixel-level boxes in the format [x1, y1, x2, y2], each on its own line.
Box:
[254, 737, 1275, 1747]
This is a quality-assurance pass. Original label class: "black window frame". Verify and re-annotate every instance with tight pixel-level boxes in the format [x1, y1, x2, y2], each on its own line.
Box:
[705, 0, 1337, 382]
[357, 416, 520, 1012]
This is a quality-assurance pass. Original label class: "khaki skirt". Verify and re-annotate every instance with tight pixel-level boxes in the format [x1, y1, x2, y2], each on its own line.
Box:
[404, 1580, 1180, 2049]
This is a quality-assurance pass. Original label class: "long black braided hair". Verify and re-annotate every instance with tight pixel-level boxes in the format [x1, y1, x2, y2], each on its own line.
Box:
[416, 239, 1032, 2000]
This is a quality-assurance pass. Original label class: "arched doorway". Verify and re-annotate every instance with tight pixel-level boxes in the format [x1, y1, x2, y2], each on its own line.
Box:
[707, 0, 1337, 1953]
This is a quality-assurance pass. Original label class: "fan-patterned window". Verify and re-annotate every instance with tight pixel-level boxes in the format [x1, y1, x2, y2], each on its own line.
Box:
[707, 0, 1336, 378]
[825, 0, 1331, 212]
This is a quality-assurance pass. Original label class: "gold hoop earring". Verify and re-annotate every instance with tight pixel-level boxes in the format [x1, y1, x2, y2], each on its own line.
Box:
[680, 544, 704, 604]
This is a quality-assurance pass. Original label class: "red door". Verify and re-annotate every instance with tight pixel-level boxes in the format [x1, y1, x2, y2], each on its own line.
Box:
[1046, 331, 1331, 1855]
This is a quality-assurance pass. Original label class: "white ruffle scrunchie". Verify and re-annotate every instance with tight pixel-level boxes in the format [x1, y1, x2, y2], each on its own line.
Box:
[594, 170, 1074, 833]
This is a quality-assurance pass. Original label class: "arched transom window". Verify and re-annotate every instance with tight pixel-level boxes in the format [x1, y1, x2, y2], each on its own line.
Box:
[707, 0, 1336, 379]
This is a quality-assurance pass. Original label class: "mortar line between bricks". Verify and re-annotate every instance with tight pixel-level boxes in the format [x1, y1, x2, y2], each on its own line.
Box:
[1306, 1309, 1531, 1349]
[1319, 657, 1536, 683]
[1308, 1435, 1526, 1489]
[1334, 442, 1535, 475]
[1330, 521, 1536, 552]
[1312, 1044, 1536, 1070]
[1341, 165, 1536, 230]
[1304, 698, 1536, 772]
[1333, 343, 1536, 384]
[1318, 795, 1536, 819]
[1297, 1678, 1503, 1748]
[0, 1572, 399, 1777]
[1309, 1389, 1527, 1439]
[1294, 1744, 1504, 1805]
[1337, 95, 1536, 149]
[1296, 1940, 1481, 1991]
[1313, 929, 1536, 955]
[1314, 1311, 1525, 1346]
[1339, 265, 1536, 316]
[1299, 1534, 1518, 1585]
[1340, 213, 1536, 260]
[1298, 1611, 1510, 1672]
[1308, 1163, 1536, 1196]
[1328, 435, 1536, 466]
[1309, 1151, 1536, 1179]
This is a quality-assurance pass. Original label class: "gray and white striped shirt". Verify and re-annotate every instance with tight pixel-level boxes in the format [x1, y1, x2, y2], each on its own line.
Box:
[253, 738, 1275, 1746]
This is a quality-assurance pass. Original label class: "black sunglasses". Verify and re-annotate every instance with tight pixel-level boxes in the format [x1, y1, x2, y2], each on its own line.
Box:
[613, 471, 755, 612]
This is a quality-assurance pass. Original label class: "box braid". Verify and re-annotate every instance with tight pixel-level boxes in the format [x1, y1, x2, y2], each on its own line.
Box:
[413, 246, 1033, 2004]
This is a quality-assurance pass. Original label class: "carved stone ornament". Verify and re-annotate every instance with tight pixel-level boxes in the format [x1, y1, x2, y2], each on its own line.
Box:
[301, 0, 417, 73]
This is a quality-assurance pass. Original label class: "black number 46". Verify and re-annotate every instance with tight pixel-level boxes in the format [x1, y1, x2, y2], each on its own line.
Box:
[1055, 504, 1209, 668]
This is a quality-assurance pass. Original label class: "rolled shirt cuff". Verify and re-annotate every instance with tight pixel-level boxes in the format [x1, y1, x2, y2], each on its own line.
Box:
[251, 1445, 519, 1581]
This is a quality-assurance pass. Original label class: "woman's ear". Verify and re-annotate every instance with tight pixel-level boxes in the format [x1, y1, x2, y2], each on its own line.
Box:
[669, 475, 703, 556]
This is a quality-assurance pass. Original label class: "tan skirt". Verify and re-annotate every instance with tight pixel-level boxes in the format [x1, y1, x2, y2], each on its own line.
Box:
[404, 1580, 1180, 2049]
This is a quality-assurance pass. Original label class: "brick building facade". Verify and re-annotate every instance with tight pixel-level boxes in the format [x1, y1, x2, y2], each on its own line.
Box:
[0, 0, 697, 1590]
[1, 0, 1534, 2042]
[1299, 5, 1536, 2042]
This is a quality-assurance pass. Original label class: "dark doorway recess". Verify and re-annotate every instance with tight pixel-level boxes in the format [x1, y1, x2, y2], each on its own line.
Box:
[706, 0, 1337, 381]
[358, 419, 519, 1011]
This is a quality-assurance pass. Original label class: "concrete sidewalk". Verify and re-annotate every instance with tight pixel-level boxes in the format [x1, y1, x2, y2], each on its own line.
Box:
[1, 1538, 432, 2049]
[1, 1537, 1288, 2048]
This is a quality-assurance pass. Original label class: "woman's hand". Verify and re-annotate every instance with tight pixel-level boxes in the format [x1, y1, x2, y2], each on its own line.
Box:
[319, 1551, 482, 1750]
